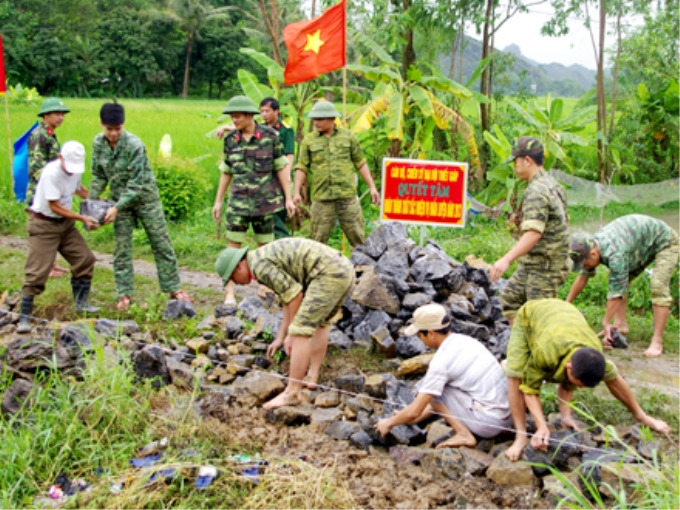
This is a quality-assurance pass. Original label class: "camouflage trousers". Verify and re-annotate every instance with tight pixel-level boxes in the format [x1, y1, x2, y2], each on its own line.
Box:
[649, 230, 679, 307]
[311, 198, 365, 247]
[288, 254, 355, 337]
[274, 208, 290, 239]
[113, 200, 180, 298]
[500, 258, 569, 319]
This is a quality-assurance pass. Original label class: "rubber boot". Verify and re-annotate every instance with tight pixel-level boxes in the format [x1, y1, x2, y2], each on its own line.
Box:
[16, 296, 34, 334]
[72, 278, 100, 314]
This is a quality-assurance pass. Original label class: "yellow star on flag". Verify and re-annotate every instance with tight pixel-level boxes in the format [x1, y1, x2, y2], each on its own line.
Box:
[303, 29, 325, 54]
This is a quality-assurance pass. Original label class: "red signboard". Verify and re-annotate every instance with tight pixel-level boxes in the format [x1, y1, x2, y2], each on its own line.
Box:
[380, 158, 468, 228]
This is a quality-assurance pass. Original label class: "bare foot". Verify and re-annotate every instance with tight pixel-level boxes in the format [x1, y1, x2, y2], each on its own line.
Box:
[262, 391, 301, 410]
[505, 436, 529, 462]
[436, 434, 477, 449]
[643, 342, 663, 357]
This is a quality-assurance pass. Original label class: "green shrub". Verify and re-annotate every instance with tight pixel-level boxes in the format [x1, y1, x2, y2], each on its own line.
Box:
[154, 156, 211, 222]
[6, 83, 42, 105]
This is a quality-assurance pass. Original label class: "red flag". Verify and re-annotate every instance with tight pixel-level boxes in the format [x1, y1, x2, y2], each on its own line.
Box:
[283, 0, 346, 86]
[0, 35, 6, 93]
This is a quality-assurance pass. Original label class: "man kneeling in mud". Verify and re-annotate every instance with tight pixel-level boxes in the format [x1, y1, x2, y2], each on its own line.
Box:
[376, 304, 512, 447]
[215, 238, 355, 410]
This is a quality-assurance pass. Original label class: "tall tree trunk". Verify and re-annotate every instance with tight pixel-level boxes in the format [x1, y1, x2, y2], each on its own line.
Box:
[608, 13, 622, 138]
[478, 0, 494, 182]
[401, 0, 416, 77]
[449, 32, 459, 79]
[459, 28, 465, 83]
[258, 0, 283, 65]
[595, 0, 607, 183]
[182, 31, 194, 99]
[208, 80, 213, 99]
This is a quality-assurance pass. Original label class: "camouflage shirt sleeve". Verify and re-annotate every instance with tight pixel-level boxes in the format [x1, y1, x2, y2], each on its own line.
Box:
[89, 138, 108, 200]
[350, 133, 367, 170]
[28, 131, 48, 180]
[115, 143, 154, 211]
[250, 260, 303, 305]
[605, 253, 630, 300]
[579, 267, 597, 279]
[520, 182, 549, 234]
[296, 137, 311, 173]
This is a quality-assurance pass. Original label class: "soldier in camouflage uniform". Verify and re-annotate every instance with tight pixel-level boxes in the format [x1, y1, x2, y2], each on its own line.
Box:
[90, 103, 192, 310]
[502, 299, 670, 462]
[489, 137, 570, 323]
[215, 238, 355, 409]
[28, 98, 72, 278]
[212, 95, 295, 305]
[293, 101, 380, 247]
[567, 214, 679, 357]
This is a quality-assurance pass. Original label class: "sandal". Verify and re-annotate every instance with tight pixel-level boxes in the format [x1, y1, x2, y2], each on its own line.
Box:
[116, 296, 132, 311]
[171, 290, 193, 303]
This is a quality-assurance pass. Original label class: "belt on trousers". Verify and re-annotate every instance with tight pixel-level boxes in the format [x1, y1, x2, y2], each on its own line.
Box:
[27, 209, 66, 223]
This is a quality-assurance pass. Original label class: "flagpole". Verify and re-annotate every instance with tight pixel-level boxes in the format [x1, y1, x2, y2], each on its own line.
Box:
[4, 89, 11, 170]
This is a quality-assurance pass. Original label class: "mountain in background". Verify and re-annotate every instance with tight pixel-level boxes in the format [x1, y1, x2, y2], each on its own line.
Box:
[440, 37, 597, 97]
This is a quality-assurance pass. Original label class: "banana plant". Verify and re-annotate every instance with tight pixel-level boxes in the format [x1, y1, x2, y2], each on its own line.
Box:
[507, 94, 596, 170]
[347, 32, 483, 174]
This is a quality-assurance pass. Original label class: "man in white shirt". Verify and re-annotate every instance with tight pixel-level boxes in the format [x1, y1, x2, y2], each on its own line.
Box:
[18, 141, 101, 333]
[376, 304, 512, 447]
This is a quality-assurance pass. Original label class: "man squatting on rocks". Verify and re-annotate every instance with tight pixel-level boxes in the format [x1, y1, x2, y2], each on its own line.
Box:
[215, 96, 297, 241]
[502, 299, 670, 462]
[89, 103, 192, 310]
[489, 137, 570, 324]
[27, 97, 72, 278]
[212, 96, 296, 305]
[293, 101, 380, 247]
[216, 238, 355, 410]
[18, 142, 101, 333]
[375, 304, 512, 447]
[567, 214, 680, 358]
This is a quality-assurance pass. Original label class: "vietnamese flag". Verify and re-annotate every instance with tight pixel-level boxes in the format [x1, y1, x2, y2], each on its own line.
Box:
[0, 35, 6, 93]
[283, 0, 346, 86]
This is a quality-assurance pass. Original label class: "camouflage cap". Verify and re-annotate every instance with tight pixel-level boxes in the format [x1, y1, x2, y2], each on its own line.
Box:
[504, 136, 544, 164]
[215, 246, 250, 284]
[223, 95, 260, 114]
[307, 101, 341, 119]
[37, 97, 71, 116]
[569, 234, 595, 272]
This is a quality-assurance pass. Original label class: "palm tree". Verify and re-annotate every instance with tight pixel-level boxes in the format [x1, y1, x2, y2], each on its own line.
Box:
[159, 0, 234, 99]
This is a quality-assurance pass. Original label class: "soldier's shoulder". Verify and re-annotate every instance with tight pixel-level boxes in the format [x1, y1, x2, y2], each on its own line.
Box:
[281, 120, 291, 129]
[258, 124, 279, 139]
[29, 124, 46, 139]
[300, 131, 318, 144]
[123, 131, 144, 147]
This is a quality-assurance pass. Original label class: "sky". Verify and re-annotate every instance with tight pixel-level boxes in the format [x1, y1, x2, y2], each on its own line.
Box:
[469, 3, 645, 70]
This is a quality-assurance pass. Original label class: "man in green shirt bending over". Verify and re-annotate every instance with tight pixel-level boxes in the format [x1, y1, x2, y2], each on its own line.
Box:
[215, 238, 355, 409]
[293, 101, 380, 247]
[568, 214, 679, 357]
[503, 299, 670, 462]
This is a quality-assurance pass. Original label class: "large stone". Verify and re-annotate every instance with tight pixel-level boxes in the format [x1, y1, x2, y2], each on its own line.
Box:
[340, 296, 366, 326]
[388, 424, 426, 445]
[637, 439, 660, 460]
[420, 448, 467, 480]
[459, 447, 494, 475]
[469, 287, 490, 313]
[94, 319, 141, 338]
[465, 265, 492, 293]
[60, 324, 100, 357]
[325, 420, 363, 440]
[351, 269, 400, 314]
[223, 316, 244, 339]
[450, 320, 490, 341]
[315, 391, 341, 408]
[1, 379, 34, 415]
[344, 394, 373, 414]
[267, 404, 315, 426]
[371, 326, 396, 358]
[350, 431, 373, 451]
[401, 293, 431, 310]
[328, 328, 352, 350]
[238, 296, 267, 322]
[186, 338, 210, 354]
[580, 448, 631, 486]
[166, 357, 198, 389]
[397, 354, 434, 377]
[231, 371, 285, 406]
[599, 462, 661, 501]
[132, 345, 170, 388]
[375, 249, 410, 281]
[214, 304, 237, 318]
[395, 336, 427, 358]
[486, 453, 537, 487]
[542, 474, 584, 506]
[226, 355, 255, 375]
[446, 294, 475, 314]
[334, 375, 365, 394]
[349, 249, 376, 266]
[363, 373, 397, 399]
[448, 303, 479, 323]
[6, 337, 73, 371]
[163, 300, 197, 319]
[310, 407, 345, 432]
[389, 446, 430, 467]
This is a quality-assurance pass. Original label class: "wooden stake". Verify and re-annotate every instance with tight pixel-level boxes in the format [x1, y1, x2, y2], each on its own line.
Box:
[4, 91, 12, 173]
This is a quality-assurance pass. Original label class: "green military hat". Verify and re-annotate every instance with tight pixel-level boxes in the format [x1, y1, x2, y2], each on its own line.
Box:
[215, 246, 250, 284]
[307, 101, 341, 119]
[222, 95, 260, 114]
[37, 97, 71, 116]
[569, 234, 595, 272]
[504, 136, 544, 164]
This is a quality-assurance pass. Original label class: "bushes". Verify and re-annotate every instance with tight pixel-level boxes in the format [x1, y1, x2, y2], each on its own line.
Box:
[154, 156, 211, 222]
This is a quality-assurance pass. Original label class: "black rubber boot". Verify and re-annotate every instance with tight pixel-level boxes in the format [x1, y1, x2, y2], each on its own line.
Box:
[72, 278, 100, 314]
[16, 296, 34, 334]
